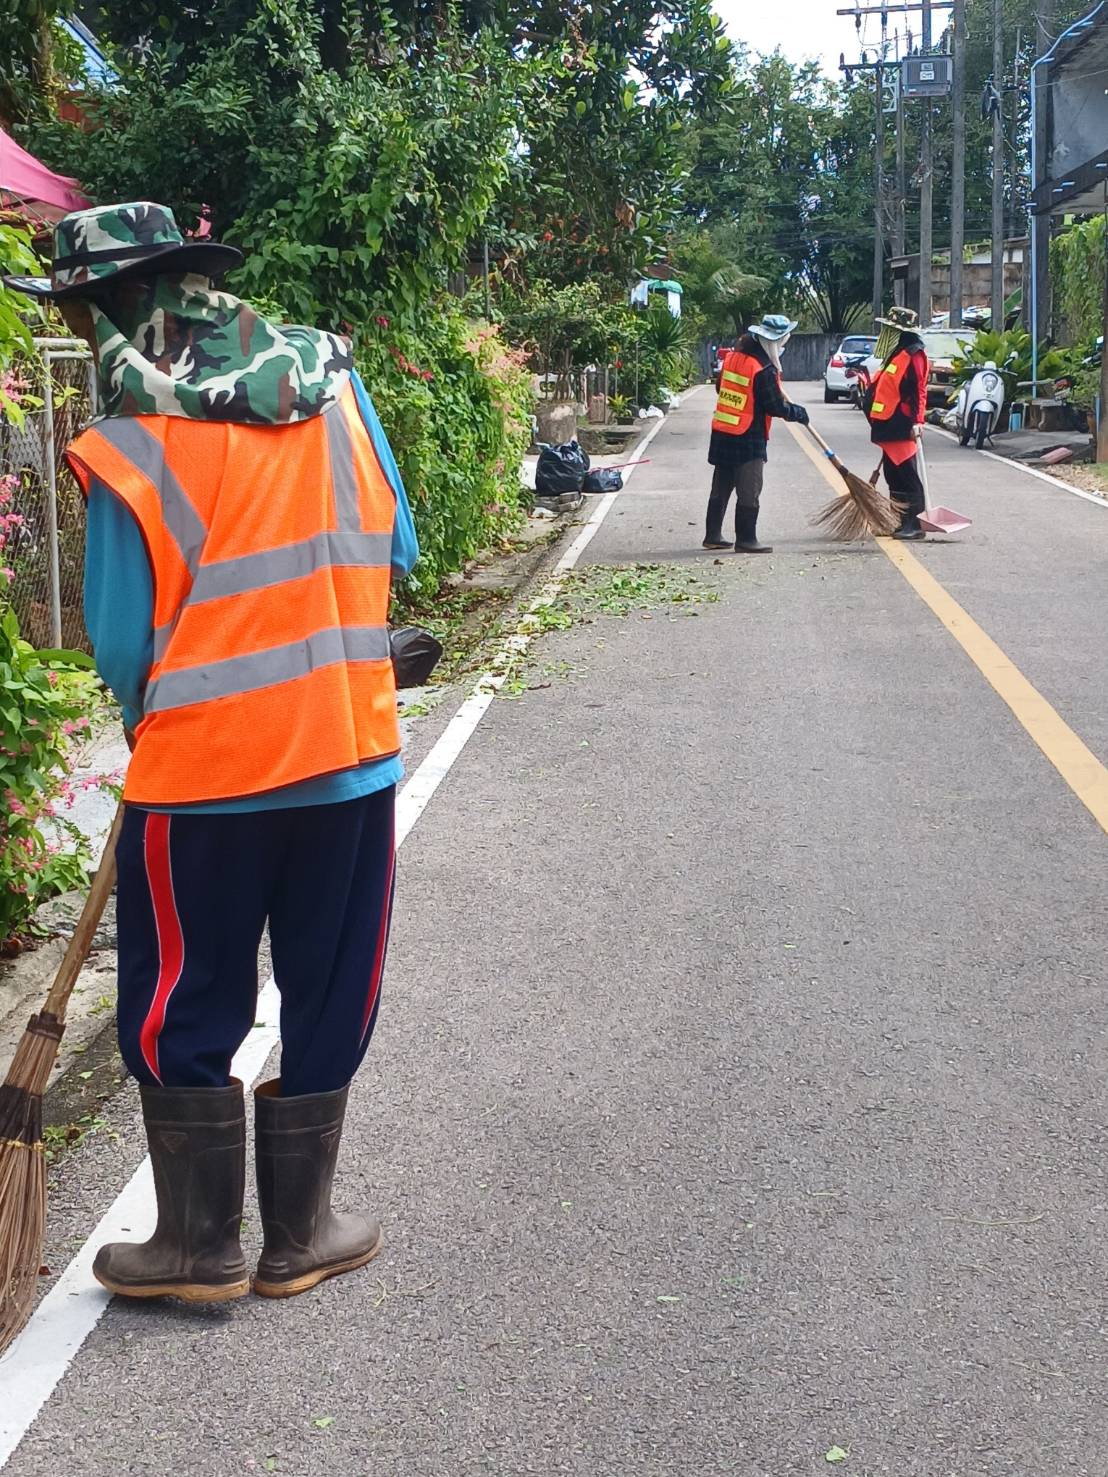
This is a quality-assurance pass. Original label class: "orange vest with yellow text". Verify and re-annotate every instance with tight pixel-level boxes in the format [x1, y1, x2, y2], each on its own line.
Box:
[712, 351, 774, 440]
[67, 387, 400, 806]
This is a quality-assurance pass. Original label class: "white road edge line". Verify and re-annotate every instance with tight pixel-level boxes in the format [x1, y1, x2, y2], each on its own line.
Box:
[928, 424, 1108, 509]
[0, 391, 697, 1467]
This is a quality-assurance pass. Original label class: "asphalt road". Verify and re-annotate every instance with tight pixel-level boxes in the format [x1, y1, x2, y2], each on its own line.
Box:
[5, 384, 1108, 1476]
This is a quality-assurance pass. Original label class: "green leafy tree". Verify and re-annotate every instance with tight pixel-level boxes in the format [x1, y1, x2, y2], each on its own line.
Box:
[680, 48, 876, 332]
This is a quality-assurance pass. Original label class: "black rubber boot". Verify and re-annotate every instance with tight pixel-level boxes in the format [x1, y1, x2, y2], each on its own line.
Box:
[735, 508, 773, 554]
[892, 520, 925, 541]
[253, 1080, 382, 1298]
[92, 1083, 249, 1302]
[702, 537, 731, 551]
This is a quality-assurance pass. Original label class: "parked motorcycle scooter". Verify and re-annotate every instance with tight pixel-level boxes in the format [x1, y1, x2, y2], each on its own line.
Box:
[954, 360, 1005, 449]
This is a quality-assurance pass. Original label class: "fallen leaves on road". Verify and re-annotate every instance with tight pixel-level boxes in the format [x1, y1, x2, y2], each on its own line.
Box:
[941, 1213, 1045, 1229]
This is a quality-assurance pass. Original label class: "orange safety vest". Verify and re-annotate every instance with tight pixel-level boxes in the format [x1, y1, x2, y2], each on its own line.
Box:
[867, 349, 920, 442]
[67, 386, 400, 807]
[712, 351, 774, 440]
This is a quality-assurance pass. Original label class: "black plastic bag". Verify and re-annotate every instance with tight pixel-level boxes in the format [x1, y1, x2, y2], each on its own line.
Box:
[535, 440, 590, 496]
[582, 468, 624, 495]
[390, 627, 443, 688]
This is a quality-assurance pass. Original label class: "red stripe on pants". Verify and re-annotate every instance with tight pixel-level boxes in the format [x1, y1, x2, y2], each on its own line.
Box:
[139, 813, 185, 1084]
[360, 844, 395, 1046]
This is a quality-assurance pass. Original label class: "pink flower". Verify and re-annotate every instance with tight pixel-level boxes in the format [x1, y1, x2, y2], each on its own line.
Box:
[375, 315, 390, 329]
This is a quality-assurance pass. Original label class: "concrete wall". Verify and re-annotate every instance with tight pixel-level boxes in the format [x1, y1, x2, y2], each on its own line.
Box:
[781, 333, 839, 381]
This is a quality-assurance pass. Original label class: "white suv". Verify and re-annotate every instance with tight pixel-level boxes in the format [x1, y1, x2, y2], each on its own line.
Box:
[823, 335, 877, 403]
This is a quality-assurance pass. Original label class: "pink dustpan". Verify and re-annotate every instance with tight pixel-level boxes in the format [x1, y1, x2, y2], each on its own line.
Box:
[919, 505, 972, 534]
[918, 442, 971, 536]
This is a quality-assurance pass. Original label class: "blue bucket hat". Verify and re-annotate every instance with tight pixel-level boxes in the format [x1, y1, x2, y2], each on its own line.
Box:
[748, 313, 798, 343]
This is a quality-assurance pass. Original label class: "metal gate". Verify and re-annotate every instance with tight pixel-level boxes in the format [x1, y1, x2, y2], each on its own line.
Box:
[1, 337, 97, 650]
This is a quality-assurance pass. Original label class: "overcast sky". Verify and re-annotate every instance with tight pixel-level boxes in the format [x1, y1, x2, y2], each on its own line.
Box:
[713, 0, 887, 79]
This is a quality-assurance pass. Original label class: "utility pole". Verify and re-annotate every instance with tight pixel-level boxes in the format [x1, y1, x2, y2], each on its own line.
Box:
[991, 0, 1005, 328]
[872, 58, 886, 320]
[895, 37, 907, 305]
[838, 4, 955, 319]
[919, 0, 933, 326]
[1009, 27, 1022, 244]
[949, 0, 966, 327]
[1032, 0, 1053, 346]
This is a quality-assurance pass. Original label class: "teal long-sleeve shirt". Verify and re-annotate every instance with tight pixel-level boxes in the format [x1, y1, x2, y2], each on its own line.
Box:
[83, 371, 419, 814]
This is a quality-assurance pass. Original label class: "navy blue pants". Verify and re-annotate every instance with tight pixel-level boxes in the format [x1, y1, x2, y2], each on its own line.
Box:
[115, 788, 396, 1096]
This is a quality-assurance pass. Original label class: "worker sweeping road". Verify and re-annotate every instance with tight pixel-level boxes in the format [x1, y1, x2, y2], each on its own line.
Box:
[703, 313, 810, 554]
[6, 202, 418, 1303]
[865, 304, 930, 541]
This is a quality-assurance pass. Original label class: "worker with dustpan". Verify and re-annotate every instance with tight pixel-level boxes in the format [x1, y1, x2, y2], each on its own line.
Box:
[5, 202, 418, 1304]
[865, 305, 930, 540]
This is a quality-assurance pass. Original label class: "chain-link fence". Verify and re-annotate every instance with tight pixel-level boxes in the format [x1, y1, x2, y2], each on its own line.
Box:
[2, 338, 97, 651]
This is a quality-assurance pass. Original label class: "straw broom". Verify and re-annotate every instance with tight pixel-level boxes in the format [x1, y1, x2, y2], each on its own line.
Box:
[0, 802, 124, 1356]
[805, 426, 901, 539]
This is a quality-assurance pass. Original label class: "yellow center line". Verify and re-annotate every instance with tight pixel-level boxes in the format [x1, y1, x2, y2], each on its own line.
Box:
[787, 420, 1108, 835]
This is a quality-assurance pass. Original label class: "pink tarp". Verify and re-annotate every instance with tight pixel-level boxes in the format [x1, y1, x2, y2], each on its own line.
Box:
[0, 128, 89, 223]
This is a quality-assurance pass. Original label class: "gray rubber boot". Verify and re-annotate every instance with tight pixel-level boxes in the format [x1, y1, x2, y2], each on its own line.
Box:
[735, 507, 773, 553]
[92, 1082, 249, 1302]
[253, 1079, 382, 1298]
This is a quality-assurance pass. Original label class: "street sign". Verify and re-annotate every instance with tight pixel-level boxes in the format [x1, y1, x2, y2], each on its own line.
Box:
[902, 54, 953, 98]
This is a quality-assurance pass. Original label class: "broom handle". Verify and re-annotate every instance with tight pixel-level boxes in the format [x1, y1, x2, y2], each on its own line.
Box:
[42, 802, 125, 1023]
[802, 424, 840, 461]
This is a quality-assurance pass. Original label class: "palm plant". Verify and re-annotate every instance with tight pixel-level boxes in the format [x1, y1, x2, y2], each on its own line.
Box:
[708, 266, 771, 336]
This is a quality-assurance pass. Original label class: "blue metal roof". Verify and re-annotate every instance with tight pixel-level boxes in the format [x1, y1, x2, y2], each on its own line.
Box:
[61, 16, 115, 87]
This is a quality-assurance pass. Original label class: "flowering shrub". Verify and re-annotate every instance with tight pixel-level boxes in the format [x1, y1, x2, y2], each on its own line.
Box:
[356, 302, 533, 596]
[0, 606, 104, 946]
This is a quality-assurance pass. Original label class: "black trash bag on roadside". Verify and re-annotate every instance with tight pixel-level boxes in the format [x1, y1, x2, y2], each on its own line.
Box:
[582, 468, 624, 495]
[390, 627, 443, 689]
[535, 440, 590, 496]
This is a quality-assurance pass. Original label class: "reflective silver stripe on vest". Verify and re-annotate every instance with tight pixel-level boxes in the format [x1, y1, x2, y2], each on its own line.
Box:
[144, 625, 391, 714]
[188, 531, 391, 605]
[152, 621, 175, 662]
[324, 401, 363, 532]
[95, 419, 206, 576]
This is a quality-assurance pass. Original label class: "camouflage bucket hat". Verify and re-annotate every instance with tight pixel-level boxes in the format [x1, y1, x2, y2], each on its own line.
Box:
[3, 201, 242, 301]
[874, 305, 920, 331]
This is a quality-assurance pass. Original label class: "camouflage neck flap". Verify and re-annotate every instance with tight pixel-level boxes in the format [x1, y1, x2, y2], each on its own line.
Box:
[90, 275, 353, 424]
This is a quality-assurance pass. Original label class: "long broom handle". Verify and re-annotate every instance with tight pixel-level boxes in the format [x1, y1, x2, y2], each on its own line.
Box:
[802, 424, 842, 462]
[42, 802, 125, 1023]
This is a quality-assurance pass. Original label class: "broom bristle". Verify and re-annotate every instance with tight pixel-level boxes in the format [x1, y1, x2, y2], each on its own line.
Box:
[811, 458, 901, 540]
[0, 1012, 64, 1356]
[812, 492, 874, 541]
[0, 1136, 47, 1354]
